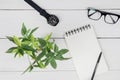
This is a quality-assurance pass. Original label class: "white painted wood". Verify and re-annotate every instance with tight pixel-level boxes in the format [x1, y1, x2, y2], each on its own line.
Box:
[94, 71, 120, 80]
[0, 0, 120, 79]
[1, 10, 120, 38]
[0, 39, 75, 71]
[0, 0, 120, 9]
[0, 71, 79, 80]
[1, 38, 120, 71]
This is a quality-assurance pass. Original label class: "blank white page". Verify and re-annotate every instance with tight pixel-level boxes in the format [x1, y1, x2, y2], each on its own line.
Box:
[65, 24, 108, 80]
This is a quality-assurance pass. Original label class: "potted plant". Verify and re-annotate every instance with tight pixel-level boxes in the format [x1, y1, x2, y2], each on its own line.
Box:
[6, 23, 70, 73]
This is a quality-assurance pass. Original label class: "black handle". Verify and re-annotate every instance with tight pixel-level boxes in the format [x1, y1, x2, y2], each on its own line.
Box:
[24, 0, 59, 26]
[91, 52, 102, 80]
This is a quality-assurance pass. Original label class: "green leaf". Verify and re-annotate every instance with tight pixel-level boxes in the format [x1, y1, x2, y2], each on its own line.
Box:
[26, 29, 31, 37]
[29, 65, 33, 72]
[6, 23, 70, 73]
[34, 49, 46, 63]
[22, 44, 35, 52]
[50, 58, 57, 69]
[14, 52, 19, 58]
[29, 27, 38, 36]
[41, 58, 47, 62]
[45, 58, 51, 66]
[21, 41, 31, 45]
[23, 65, 33, 74]
[34, 65, 39, 67]
[54, 44, 59, 52]
[30, 49, 46, 67]
[23, 50, 46, 74]
[30, 35, 35, 42]
[6, 36, 14, 43]
[57, 49, 69, 55]
[44, 33, 52, 41]
[13, 36, 21, 46]
[15, 48, 24, 57]
[6, 47, 17, 53]
[38, 38, 46, 47]
[55, 56, 71, 60]
[37, 61, 45, 68]
[21, 23, 27, 36]
[46, 52, 54, 58]
[47, 42, 53, 49]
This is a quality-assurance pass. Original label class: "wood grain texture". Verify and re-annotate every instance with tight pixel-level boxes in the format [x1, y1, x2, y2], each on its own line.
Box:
[0, 39, 74, 71]
[94, 71, 120, 80]
[0, 0, 120, 9]
[1, 10, 120, 38]
[1, 39, 120, 71]
[0, 0, 120, 79]
[0, 71, 79, 80]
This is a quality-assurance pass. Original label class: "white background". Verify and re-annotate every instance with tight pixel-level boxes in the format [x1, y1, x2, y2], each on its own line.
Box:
[0, 0, 120, 80]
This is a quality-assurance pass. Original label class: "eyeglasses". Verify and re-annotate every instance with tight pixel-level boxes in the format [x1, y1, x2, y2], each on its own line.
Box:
[87, 7, 120, 24]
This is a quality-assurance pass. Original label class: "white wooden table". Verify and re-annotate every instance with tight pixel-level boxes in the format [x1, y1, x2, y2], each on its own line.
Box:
[0, 0, 120, 80]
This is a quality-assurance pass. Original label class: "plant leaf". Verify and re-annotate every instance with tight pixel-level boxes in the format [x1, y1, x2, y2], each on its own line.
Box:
[6, 23, 70, 73]
[6, 47, 17, 53]
[55, 56, 71, 60]
[47, 42, 53, 49]
[22, 44, 35, 52]
[6, 36, 14, 43]
[44, 33, 52, 41]
[45, 58, 51, 66]
[57, 49, 69, 56]
[38, 38, 46, 47]
[29, 27, 38, 36]
[54, 44, 59, 52]
[46, 52, 54, 58]
[34, 49, 46, 63]
[23, 65, 33, 74]
[37, 61, 45, 68]
[21, 41, 31, 45]
[19, 48, 24, 56]
[13, 36, 21, 46]
[21, 23, 27, 36]
[50, 58, 57, 69]
[14, 52, 19, 58]
[29, 65, 33, 72]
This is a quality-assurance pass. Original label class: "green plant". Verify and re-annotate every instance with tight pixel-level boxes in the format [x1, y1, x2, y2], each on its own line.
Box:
[6, 23, 70, 73]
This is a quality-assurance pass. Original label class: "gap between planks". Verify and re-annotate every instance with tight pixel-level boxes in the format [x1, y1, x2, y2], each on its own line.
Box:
[1, 37, 120, 40]
[0, 70, 76, 73]
[0, 8, 120, 11]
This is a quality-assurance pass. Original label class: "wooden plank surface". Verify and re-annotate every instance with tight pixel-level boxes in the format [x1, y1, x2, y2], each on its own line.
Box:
[0, 71, 79, 80]
[0, 39, 74, 71]
[1, 10, 120, 38]
[0, 0, 120, 9]
[1, 0, 120, 80]
[94, 71, 120, 80]
[1, 39, 120, 71]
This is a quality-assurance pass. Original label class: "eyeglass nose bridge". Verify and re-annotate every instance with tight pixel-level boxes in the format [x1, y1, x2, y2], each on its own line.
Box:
[96, 10, 107, 21]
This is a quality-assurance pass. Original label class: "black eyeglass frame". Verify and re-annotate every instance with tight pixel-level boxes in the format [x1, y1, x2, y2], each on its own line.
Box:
[87, 7, 120, 24]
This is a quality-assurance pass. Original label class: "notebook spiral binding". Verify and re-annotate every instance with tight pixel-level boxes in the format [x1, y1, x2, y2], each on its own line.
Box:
[65, 24, 91, 37]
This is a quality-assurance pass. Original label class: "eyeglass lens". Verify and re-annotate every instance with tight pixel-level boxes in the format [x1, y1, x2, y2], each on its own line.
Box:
[105, 14, 119, 24]
[88, 9, 102, 20]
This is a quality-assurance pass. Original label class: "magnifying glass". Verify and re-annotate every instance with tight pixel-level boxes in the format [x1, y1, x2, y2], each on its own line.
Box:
[24, 0, 59, 26]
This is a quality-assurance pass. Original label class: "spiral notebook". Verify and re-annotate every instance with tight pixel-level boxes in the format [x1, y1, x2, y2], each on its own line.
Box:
[65, 24, 108, 80]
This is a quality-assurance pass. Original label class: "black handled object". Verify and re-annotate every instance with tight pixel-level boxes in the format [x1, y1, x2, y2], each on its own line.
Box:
[91, 52, 102, 80]
[24, 0, 59, 26]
